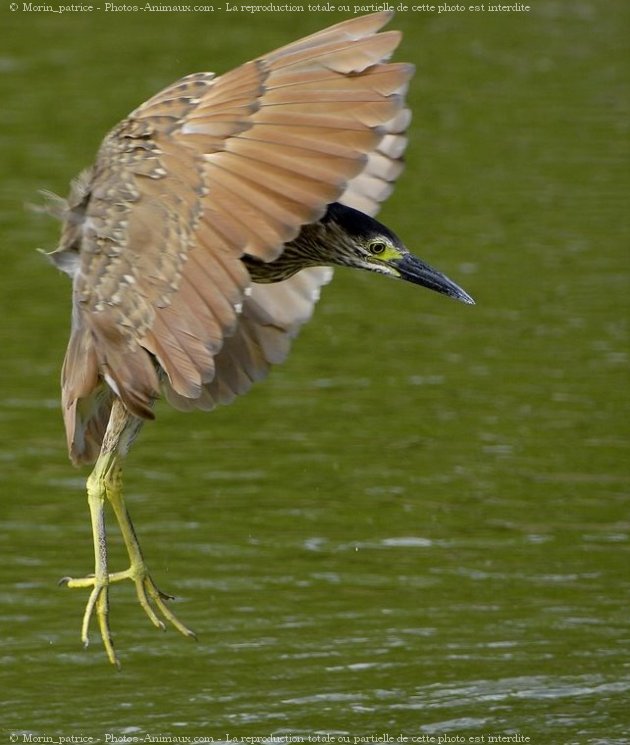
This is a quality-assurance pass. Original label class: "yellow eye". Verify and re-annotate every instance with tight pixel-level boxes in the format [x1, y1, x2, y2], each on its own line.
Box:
[369, 241, 387, 255]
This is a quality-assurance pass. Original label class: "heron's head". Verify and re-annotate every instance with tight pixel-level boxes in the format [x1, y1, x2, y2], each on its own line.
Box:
[323, 203, 474, 305]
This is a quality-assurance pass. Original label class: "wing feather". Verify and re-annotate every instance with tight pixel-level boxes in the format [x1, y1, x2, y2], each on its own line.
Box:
[60, 12, 412, 461]
[163, 267, 334, 413]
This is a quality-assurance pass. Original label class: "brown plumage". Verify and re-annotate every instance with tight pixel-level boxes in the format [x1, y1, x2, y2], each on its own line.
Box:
[45, 13, 476, 667]
[50, 11, 413, 466]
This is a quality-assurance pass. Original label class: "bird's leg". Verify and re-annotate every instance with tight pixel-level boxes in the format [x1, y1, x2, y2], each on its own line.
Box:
[62, 398, 195, 666]
[105, 471, 197, 640]
[62, 448, 121, 667]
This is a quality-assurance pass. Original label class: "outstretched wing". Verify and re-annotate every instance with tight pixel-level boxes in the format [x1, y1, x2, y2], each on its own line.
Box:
[60, 12, 413, 462]
[173, 77, 412, 413]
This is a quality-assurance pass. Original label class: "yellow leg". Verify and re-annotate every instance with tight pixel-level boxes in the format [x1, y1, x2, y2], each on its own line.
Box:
[105, 462, 196, 640]
[62, 404, 196, 666]
[61, 451, 120, 667]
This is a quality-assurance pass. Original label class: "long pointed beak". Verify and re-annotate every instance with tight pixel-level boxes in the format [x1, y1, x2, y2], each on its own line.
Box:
[394, 254, 475, 305]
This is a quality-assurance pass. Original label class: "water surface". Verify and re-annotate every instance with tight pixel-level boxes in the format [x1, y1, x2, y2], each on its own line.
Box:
[1, 2, 628, 742]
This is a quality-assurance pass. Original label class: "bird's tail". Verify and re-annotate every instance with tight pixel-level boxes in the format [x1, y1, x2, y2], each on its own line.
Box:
[61, 321, 158, 465]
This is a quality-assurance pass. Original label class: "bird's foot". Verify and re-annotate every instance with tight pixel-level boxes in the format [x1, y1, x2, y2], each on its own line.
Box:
[60, 573, 120, 668]
[60, 565, 196, 667]
[111, 566, 197, 640]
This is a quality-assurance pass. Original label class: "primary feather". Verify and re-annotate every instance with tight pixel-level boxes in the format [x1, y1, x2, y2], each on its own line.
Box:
[49, 12, 412, 464]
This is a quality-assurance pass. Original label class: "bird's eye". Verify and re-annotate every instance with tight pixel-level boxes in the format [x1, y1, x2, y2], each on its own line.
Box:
[369, 241, 387, 255]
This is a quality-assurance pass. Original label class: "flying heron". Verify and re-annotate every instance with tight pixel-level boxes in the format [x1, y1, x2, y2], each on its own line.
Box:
[46, 11, 474, 667]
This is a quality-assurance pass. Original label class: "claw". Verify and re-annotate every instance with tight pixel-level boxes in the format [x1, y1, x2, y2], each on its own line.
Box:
[62, 566, 196, 665]
[61, 574, 120, 667]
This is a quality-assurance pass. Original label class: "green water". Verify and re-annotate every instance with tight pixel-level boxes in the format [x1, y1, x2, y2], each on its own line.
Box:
[1, 2, 629, 742]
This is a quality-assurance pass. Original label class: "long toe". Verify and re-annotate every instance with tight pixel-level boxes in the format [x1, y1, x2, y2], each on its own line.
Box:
[141, 575, 197, 640]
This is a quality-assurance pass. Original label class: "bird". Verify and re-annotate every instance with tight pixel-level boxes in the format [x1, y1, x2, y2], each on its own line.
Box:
[45, 11, 474, 667]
